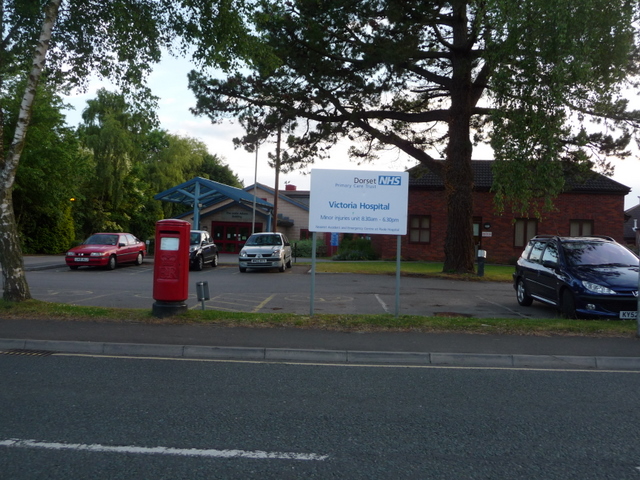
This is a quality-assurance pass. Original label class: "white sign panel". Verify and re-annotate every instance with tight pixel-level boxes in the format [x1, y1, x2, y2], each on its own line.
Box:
[309, 169, 409, 235]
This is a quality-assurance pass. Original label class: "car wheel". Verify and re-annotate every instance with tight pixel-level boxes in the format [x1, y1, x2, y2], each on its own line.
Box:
[286, 257, 292, 269]
[560, 289, 577, 319]
[239, 266, 247, 273]
[194, 255, 204, 271]
[212, 253, 219, 268]
[135, 252, 143, 266]
[516, 278, 533, 306]
[107, 255, 117, 270]
[279, 260, 286, 272]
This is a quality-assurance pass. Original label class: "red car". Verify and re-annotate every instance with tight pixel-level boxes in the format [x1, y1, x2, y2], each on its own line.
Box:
[66, 233, 146, 270]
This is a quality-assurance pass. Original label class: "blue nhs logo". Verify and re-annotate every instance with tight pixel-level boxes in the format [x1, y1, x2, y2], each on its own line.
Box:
[378, 175, 402, 186]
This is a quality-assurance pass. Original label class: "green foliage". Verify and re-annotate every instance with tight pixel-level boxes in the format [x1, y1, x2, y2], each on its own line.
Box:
[70, 90, 245, 242]
[188, 0, 640, 274]
[292, 238, 325, 257]
[4, 79, 87, 253]
[334, 237, 379, 261]
[487, 0, 639, 215]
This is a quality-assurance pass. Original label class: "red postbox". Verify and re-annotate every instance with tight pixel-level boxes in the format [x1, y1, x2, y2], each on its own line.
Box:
[152, 219, 191, 317]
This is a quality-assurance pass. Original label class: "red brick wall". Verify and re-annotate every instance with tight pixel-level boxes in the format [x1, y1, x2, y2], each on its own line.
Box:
[371, 189, 628, 264]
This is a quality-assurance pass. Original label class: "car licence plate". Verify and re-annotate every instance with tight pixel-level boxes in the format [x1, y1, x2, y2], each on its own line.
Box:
[619, 311, 638, 319]
[252, 259, 267, 263]
[74, 258, 89, 262]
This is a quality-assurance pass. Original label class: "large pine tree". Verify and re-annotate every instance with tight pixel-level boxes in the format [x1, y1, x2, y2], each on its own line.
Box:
[188, 0, 640, 273]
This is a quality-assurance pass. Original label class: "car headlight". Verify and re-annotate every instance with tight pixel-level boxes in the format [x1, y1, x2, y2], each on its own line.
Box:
[582, 281, 616, 295]
[272, 248, 281, 255]
[90, 252, 107, 257]
[239, 250, 247, 257]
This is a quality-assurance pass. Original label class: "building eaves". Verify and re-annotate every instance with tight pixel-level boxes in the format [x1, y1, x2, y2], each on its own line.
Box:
[408, 160, 630, 195]
[244, 183, 310, 211]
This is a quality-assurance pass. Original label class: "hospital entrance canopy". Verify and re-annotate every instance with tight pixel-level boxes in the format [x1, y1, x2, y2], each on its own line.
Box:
[154, 177, 273, 229]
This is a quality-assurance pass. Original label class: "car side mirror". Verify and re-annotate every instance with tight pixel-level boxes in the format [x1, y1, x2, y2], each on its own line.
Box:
[119, 242, 126, 248]
[542, 260, 558, 269]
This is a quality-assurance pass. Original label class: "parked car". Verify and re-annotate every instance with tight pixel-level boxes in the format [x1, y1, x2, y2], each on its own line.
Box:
[513, 235, 639, 319]
[66, 233, 146, 270]
[238, 232, 292, 272]
[189, 230, 219, 271]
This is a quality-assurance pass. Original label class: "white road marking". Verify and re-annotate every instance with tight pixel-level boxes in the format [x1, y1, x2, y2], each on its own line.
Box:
[375, 294, 389, 313]
[0, 438, 328, 461]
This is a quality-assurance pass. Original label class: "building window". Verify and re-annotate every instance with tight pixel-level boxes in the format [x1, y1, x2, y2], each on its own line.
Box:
[409, 215, 431, 244]
[570, 220, 593, 236]
[514, 218, 537, 248]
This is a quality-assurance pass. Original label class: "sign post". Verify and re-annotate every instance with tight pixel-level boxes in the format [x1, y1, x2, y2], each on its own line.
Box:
[309, 169, 409, 316]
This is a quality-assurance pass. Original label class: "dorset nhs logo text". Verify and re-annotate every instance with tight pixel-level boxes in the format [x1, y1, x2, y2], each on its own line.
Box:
[377, 175, 402, 186]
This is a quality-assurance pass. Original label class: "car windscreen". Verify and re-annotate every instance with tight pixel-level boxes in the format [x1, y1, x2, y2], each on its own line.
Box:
[562, 242, 639, 267]
[85, 234, 119, 245]
[245, 235, 282, 246]
[190, 233, 201, 245]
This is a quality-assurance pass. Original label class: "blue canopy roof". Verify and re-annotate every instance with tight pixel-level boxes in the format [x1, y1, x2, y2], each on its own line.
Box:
[154, 177, 273, 229]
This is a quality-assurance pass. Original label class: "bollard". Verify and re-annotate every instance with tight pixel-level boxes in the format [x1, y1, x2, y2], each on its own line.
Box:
[477, 249, 487, 277]
[196, 281, 210, 311]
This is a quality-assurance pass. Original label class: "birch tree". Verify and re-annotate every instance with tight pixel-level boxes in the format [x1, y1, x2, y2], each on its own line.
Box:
[0, 0, 60, 301]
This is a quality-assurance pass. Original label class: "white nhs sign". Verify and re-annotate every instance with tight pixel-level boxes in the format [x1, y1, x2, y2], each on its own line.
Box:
[378, 175, 402, 186]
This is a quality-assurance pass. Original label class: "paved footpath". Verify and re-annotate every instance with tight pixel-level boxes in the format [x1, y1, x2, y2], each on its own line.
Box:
[1, 255, 639, 370]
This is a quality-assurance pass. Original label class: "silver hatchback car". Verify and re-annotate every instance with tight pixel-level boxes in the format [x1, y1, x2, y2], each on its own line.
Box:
[238, 232, 293, 272]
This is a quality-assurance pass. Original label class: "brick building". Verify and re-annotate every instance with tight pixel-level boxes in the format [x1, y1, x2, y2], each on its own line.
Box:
[371, 161, 631, 264]
[624, 201, 640, 250]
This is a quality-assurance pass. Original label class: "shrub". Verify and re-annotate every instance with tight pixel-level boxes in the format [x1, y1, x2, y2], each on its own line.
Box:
[293, 238, 325, 257]
[333, 237, 379, 261]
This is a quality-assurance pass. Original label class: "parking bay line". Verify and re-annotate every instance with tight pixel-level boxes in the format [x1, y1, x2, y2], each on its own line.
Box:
[253, 294, 276, 312]
[193, 293, 277, 313]
[375, 294, 390, 313]
[0, 438, 328, 461]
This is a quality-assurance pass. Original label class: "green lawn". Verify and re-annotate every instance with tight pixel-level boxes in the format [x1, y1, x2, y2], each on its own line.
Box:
[1, 296, 637, 338]
[306, 260, 515, 282]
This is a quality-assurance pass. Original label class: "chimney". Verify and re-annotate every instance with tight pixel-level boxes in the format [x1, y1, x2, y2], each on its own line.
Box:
[285, 184, 297, 191]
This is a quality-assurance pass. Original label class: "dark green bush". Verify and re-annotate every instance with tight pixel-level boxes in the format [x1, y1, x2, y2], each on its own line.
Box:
[293, 238, 325, 257]
[333, 237, 379, 261]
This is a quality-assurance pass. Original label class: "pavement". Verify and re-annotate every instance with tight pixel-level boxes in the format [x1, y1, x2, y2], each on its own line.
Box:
[0, 255, 638, 370]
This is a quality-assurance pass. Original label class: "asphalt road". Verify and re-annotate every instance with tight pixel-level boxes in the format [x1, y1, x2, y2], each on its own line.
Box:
[23, 261, 559, 318]
[2, 354, 640, 479]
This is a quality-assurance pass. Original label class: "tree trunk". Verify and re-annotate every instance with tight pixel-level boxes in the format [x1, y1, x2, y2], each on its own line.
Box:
[0, 0, 62, 301]
[442, 0, 475, 274]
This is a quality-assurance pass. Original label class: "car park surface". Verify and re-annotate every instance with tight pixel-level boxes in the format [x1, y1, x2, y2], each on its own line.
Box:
[22, 256, 562, 318]
[65, 233, 146, 270]
[513, 235, 639, 319]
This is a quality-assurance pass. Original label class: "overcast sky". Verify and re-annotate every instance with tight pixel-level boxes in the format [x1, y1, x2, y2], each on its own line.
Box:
[63, 54, 640, 210]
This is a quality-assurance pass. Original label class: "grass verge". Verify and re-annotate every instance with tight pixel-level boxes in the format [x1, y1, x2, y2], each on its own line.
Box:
[308, 261, 514, 282]
[1, 299, 637, 338]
